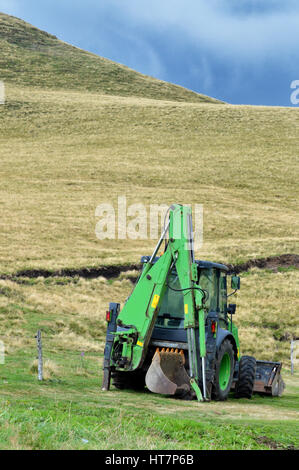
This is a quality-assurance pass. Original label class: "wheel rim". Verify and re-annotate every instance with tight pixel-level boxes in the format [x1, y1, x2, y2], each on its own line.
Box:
[219, 352, 231, 390]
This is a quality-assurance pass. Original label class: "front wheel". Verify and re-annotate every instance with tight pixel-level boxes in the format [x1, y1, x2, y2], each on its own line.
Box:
[234, 355, 256, 398]
[212, 339, 235, 401]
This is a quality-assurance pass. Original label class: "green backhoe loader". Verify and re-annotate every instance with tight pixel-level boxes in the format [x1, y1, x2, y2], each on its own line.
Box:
[102, 204, 285, 401]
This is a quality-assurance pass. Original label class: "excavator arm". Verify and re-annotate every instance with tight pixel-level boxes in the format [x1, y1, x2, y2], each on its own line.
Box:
[104, 204, 208, 401]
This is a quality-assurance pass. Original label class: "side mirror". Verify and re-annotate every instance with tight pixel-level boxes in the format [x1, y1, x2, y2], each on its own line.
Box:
[231, 275, 240, 290]
[227, 303, 236, 315]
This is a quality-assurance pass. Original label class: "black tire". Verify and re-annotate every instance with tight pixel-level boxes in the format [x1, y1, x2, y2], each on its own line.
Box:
[212, 339, 235, 401]
[234, 355, 256, 398]
[111, 369, 146, 391]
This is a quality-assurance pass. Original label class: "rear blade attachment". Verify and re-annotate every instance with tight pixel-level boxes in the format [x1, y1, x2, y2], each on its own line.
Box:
[145, 348, 192, 397]
[254, 361, 285, 397]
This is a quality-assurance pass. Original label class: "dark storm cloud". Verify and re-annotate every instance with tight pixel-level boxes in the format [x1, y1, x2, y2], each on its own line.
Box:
[1, 0, 299, 105]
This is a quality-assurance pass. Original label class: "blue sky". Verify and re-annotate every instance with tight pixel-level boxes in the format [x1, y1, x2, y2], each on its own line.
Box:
[1, 0, 299, 106]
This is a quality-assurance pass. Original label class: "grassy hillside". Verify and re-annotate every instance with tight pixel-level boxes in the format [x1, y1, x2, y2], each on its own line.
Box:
[0, 84, 298, 273]
[0, 12, 298, 450]
[0, 12, 219, 103]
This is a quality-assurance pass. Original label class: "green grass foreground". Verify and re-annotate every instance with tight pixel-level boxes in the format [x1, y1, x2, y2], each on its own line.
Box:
[0, 269, 298, 450]
[0, 349, 298, 450]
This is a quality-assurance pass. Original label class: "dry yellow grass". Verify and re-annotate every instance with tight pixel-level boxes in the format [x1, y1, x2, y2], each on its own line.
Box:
[0, 268, 297, 365]
[236, 268, 299, 362]
[0, 84, 298, 274]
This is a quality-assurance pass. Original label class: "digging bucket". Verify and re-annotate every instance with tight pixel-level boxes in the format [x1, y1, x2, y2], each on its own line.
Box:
[145, 348, 191, 396]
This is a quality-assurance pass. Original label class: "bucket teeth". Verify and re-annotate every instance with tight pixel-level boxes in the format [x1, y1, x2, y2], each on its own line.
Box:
[155, 347, 185, 361]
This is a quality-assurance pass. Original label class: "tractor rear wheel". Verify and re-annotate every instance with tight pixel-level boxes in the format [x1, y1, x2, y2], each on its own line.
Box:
[234, 355, 256, 398]
[111, 369, 146, 391]
[212, 339, 235, 401]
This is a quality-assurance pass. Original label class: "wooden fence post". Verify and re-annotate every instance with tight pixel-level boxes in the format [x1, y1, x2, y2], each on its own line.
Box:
[36, 330, 43, 381]
[291, 340, 298, 375]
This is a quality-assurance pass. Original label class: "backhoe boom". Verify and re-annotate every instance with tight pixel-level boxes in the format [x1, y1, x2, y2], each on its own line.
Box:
[107, 204, 207, 400]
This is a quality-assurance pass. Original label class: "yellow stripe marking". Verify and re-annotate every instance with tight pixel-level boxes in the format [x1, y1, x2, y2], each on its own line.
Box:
[151, 294, 160, 309]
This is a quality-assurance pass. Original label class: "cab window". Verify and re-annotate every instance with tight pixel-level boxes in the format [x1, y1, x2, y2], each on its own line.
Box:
[199, 268, 219, 313]
[155, 273, 184, 328]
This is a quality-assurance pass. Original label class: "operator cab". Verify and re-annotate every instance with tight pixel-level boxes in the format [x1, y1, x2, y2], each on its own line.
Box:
[155, 260, 229, 330]
[140, 257, 235, 345]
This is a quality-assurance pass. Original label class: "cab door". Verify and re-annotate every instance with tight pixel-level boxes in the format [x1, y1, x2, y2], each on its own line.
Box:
[219, 271, 228, 328]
